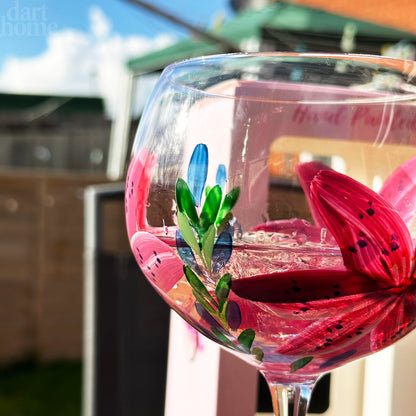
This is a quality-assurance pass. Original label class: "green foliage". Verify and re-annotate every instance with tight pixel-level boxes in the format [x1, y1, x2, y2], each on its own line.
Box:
[177, 211, 202, 259]
[176, 178, 199, 226]
[251, 347, 265, 362]
[184, 266, 217, 309]
[199, 185, 222, 234]
[290, 356, 314, 373]
[0, 358, 81, 416]
[215, 273, 231, 305]
[201, 225, 216, 274]
[216, 186, 240, 227]
[238, 329, 255, 352]
[176, 170, 263, 362]
[175, 178, 239, 246]
[211, 327, 242, 351]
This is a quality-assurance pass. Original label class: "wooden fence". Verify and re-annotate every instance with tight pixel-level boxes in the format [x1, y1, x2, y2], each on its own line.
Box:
[0, 172, 115, 362]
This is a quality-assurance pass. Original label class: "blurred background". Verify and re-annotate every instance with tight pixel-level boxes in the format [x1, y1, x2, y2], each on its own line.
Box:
[1, 0, 416, 415]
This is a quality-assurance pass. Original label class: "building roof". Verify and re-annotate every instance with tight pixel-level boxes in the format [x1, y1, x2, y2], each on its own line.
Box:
[0, 92, 105, 113]
[291, 0, 416, 34]
[127, 1, 416, 75]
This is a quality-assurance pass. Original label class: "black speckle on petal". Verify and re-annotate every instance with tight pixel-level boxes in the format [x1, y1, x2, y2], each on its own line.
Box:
[367, 208, 375, 216]
[390, 242, 400, 251]
[357, 239, 367, 248]
[349, 246, 358, 253]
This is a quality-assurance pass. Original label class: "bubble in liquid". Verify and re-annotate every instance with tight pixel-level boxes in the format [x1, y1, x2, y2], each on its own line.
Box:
[242, 232, 256, 244]
[270, 233, 282, 243]
[233, 220, 242, 240]
[296, 233, 307, 245]
[256, 230, 266, 244]
[320, 227, 328, 244]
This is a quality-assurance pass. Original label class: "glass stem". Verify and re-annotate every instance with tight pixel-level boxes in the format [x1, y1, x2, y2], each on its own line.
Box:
[269, 383, 290, 416]
[267, 380, 315, 416]
[293, 384, 314, 416]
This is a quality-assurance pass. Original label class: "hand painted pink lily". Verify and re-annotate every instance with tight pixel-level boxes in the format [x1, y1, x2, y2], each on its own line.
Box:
[232, 157, 416, 356]
[126, 149, 185, 293]
[125, 148, 157, 240]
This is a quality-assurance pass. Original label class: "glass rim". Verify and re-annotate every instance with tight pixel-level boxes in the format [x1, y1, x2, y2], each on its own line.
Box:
[161, 52, 416, 105]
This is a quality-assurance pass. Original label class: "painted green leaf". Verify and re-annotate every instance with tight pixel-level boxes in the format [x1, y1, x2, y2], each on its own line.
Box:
[205, 185, 211, 198]
[290, 356, 313, 373]
[175, 178, 199, 226]
[215, 273, 231, 304]
[217, 211, 233, 235]
[211, 327, 242, 352]
[201, 224, 216, 274]
[238, 329, 255, 352]
[216, 186, 240, 226]
[218, 298, 228, 314]
[199, 185, 222, 234]
[193, 290, 217, 315]
[251, 347, 264, 362]
[184, 266, 217, 307]
[177, 211, 202, 257]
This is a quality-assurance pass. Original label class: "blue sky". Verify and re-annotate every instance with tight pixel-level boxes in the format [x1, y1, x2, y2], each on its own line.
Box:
[0, 0, 234, 115]
[0, 0, 234, 61]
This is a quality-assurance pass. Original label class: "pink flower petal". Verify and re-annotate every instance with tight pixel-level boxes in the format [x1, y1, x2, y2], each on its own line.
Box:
[231, 268, 389, 304]
[131, 231, 184, 293]
[311, 170, 414, 286]
[126, 149, 146, 238]
[371, 290, 416, 350]
[261, 291, 390, 320]
[125, 149, 156, 240]
[380, 156, 416, 227]
[296, 161, 333, 228]
[277, 291, 396, 356]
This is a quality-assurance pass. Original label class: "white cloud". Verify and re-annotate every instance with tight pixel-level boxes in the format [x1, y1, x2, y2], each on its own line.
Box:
[0, 6, 175, 117]
[90, 5, 112, 38]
